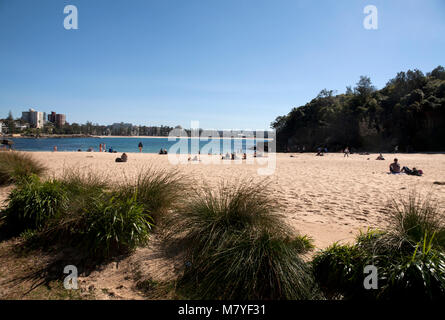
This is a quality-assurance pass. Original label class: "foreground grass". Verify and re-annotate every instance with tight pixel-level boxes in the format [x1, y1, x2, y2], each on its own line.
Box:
[167, 180, 320, 300]
[0, 151, 46, 186]
[1, 166, 187, 262]
[312, 192, 445, 300]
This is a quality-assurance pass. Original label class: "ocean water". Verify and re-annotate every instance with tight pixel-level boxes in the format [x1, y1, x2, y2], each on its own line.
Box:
[8, 137, 271, 154]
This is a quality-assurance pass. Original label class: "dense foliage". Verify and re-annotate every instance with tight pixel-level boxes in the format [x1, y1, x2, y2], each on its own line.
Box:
[312, 194, 445, 300]
[272, 66, 445, 152]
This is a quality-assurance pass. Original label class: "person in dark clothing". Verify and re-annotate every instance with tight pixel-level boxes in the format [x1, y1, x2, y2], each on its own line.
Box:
[138, 142, 143, 153]
[115, 153, 128, 163]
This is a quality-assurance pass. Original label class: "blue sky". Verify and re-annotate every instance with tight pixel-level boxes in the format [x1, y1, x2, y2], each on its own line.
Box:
[0, 0, 444, 129]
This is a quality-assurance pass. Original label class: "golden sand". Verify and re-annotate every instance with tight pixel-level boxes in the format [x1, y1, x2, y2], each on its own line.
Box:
[2, 151, 443, 249]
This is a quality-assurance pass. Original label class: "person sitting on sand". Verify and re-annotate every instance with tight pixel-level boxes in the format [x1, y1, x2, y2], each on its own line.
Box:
[376, 153, 385, 160]
[390, 158, 401, 173]
[163, 148, 168, 154]
[242, 153, 247, 160]
[115, 153, 128, 163]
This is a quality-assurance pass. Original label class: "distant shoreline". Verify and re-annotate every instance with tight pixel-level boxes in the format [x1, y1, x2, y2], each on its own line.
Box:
[6, 135, 272, 141]
[92, 135, 272, 140]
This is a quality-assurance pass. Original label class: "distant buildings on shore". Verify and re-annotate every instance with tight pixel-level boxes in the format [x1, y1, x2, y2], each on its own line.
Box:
[20, 108, 66, 128]
[48, 111, 66, 127]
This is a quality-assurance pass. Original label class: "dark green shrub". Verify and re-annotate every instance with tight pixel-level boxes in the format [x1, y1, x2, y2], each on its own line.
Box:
[312, 243, 369, 299]
[378, 235, 445, 300]
[76, 192, 154, 258]
[312, 193, 445, 300]
[4, 175, 67, 233]
[0, 151, 46, 185]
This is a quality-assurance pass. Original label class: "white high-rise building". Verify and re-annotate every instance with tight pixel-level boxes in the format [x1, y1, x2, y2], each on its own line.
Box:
[22, 108, 44, 128]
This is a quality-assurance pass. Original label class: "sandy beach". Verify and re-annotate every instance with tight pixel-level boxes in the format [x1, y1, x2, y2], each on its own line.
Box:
[1, 151, 444, 249]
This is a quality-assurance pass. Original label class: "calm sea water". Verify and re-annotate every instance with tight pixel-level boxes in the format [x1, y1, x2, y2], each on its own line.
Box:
[9, 137, 270, 154]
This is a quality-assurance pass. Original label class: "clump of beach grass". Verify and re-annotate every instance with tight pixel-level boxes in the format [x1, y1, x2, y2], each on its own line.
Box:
[312, 192, 445, 300]
[384, 192, 445, 251]
[169, 179, 319, 300]
[118, 166, 188, 223]
[0, 151, 46, 186]
[2, 168, 156, 260]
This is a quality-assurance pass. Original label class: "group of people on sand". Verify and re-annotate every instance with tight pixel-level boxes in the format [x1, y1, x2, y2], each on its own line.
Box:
[187, 152, 250, 162]
[159, 148, 168, 154]
[220, 152, 248, 160]
[389, 158, 423, 176]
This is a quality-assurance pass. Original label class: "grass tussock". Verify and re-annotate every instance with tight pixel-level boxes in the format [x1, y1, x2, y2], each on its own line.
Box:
[169, 179, 319, 300]
[0, 151, 46, 186]
[119, 167, 188, 222]
[312, 192, 445, 300]
[384, 192, 445, 251]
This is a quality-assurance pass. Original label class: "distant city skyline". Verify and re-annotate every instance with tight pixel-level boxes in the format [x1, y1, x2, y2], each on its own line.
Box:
[1, 0, 444, 129]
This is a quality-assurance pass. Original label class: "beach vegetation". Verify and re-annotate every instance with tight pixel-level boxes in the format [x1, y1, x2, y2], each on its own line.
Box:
[3, 175, 67, 233]
[119, 167, 187, 222]
[0, 151, 46, 186]
[73, 191, 153, 258]
[169, 180, 320, 300]
[2, 170, 154, 260]
[312, 193, 445, 299]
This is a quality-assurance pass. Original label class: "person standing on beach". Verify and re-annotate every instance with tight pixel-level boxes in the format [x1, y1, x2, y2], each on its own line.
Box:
[99, 144, 102, 152]
[138, 142, 143, 153]
[344, 147, 350, 157]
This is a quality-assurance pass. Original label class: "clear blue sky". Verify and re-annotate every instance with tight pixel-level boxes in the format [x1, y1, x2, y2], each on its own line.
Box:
[0, 0, 444, 130]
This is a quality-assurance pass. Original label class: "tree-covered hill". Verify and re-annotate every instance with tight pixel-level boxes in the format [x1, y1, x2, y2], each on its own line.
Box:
[272, 66, 445, 152]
